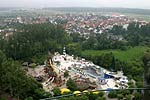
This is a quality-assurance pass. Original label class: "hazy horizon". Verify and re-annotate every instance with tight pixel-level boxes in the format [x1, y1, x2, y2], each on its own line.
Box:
[0, 0, 150, 9]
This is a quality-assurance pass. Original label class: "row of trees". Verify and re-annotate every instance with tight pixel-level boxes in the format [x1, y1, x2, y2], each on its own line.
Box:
[72, 22, 150, 51]
[0, 23, 71, 61]
[1, 22, 150, 61]
[111, 22, 150, 47]
[71, 33, 127, 51]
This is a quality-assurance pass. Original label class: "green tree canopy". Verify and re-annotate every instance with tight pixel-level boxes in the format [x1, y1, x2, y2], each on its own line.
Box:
[66, 78, 77, 91]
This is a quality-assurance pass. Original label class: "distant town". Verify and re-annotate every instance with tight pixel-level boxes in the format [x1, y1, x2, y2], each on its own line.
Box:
[0, 10, 149, 39]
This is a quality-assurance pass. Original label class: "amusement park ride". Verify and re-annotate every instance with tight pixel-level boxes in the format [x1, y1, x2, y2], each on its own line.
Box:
[43, 52, 63, 87]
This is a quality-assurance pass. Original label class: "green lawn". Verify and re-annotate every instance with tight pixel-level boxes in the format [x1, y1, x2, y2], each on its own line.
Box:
[81, 46, 150, 62]
[124, 13, 150, 22]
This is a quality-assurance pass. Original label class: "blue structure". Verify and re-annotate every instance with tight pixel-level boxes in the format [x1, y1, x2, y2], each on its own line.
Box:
[106, 88, 113, 92]
[98, 77, 105, 81]
[104, 73, 114, 79]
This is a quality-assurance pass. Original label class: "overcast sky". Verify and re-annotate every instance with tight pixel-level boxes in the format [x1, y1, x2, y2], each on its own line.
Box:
[0, 0, 150, 9]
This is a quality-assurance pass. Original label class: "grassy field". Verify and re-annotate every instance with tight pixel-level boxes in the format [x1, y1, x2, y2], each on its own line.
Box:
[124, 13, 150, 21]
[81, 46, 150, 62]
[132, 15, 150, 21]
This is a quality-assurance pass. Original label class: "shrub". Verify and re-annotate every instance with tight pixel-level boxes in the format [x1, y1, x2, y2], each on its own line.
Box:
[0, 98, 7, 100]
[24, 97, 33, 100]
[98, 92, 104, 97]
[66, 78, 77, 91]
[133, 92, 143, 100]
[64, 70, 69, 78]
[117, 94, 124, 100]
[122, 90, 131, 96]
[96, 96, 106, 100]
[108, 91, 117, 98]
[125, 94, 132, 100]
[52, 87, 61, 96]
